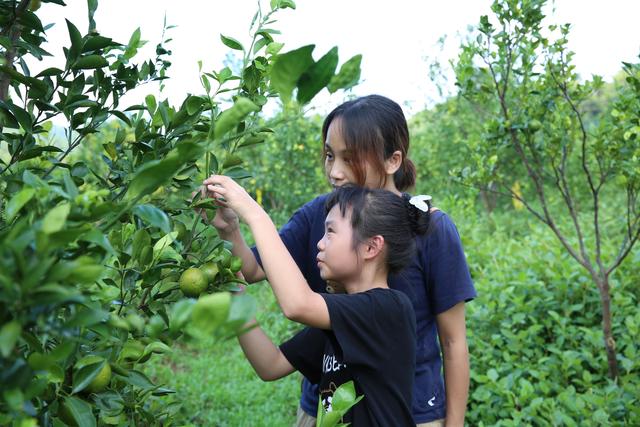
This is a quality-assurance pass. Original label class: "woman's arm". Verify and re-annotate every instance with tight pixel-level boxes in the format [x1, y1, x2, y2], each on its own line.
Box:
[200, 183, 266, 283]
[237, 319, 296, 381]
[205, 175, 330, 329]
[436, 302, 470, 427]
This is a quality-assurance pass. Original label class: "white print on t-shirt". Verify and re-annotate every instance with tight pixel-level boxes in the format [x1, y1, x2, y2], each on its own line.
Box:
[320, 382, 339, 412]
[322, 354, 347, 373]
[428, 395, 436, 407]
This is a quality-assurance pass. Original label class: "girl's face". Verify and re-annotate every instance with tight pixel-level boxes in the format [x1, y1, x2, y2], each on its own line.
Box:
[316, 204, 362, 282]
[324, 119, 386, 189]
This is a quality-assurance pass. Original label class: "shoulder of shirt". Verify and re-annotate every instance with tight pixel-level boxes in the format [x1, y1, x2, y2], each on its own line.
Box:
[366, 288, 414, 310]
[298, 193, 331, 213]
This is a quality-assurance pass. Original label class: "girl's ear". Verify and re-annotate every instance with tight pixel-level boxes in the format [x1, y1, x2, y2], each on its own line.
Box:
[384, 150, 402, 175]
[362, 235, 385, 260]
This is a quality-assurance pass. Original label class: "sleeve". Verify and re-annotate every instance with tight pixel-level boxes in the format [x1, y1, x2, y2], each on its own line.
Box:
[424, 212, 477, 314]
[251, 196, 324, 276]
[279, 327, 326, 384]
[321, 292, 415, 367]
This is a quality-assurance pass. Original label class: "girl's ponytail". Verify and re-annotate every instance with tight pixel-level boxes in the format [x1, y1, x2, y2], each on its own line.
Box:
[403, 193, 431, 236]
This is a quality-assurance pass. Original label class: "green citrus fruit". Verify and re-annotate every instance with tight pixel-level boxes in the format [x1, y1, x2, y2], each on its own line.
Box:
[529, 119, 542, 132]
[179, 267, 208, 297]
[229, 256, 242, 273]
[221, 248, 233, 267]
[29, 0, 41, 11]
[174, 221, 188, 240]
[201, 262, 220, 283]
[86, 362, 111, 393]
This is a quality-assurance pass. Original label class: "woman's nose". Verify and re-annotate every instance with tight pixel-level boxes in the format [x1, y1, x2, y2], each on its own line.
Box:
[329, 163, 344, 181]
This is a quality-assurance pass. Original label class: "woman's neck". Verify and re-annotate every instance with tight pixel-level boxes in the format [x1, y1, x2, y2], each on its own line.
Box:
[383, 176, 402, 196]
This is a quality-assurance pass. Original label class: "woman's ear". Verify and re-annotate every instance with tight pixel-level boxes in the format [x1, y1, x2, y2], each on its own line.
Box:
[362, 235, 385, 260]
[384, 150, 402, 175]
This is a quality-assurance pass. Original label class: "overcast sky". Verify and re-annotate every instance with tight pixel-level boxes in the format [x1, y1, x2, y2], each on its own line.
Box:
[35, 0, 640, 116]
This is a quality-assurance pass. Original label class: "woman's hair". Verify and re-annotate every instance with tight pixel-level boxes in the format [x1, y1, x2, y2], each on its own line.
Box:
[322, 94, 416, 191]
[325, 185, 430, 274]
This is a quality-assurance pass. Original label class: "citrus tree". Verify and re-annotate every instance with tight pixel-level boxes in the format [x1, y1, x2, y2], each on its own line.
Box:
[0, 0, 362, 424]
[452, 0, 640, 380]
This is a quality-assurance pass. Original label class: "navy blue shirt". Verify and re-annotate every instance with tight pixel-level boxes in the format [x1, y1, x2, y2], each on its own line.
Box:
[253, 193, 476, 423]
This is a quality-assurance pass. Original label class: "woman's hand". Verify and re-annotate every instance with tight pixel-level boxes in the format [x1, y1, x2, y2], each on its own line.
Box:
[204, 175, 263, 224]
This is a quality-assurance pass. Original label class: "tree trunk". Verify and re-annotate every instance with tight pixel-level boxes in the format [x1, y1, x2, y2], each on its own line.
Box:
[596, 275, 619, 379]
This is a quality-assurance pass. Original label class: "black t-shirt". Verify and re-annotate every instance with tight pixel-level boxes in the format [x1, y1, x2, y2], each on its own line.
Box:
[280, 288, 416, 426]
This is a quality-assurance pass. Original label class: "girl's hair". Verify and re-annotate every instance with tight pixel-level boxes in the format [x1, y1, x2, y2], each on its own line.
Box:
[325, 186, 430, 274]
[322, 94, 416, 191]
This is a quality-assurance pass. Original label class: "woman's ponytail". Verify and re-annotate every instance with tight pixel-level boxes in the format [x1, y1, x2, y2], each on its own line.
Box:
[394, 158, 417, 192]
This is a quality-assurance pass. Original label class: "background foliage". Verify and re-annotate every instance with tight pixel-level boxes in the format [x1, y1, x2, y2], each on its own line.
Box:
[1, 0, 638, 426]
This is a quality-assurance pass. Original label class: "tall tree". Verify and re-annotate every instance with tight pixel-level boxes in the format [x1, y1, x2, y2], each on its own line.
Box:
[453, 0, 640, 379]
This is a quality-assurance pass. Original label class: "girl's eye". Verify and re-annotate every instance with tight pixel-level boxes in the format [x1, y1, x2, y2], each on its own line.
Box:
[326, 152, 334, 161]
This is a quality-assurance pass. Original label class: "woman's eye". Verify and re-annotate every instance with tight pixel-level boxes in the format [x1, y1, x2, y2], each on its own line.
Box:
[326, 153, 334, 160]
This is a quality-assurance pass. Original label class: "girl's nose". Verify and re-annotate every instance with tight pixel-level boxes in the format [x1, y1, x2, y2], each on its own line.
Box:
[317, 237, 325, 251]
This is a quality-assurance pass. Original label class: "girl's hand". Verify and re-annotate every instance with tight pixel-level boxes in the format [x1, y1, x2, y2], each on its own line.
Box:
[204, 175, 262, 223]
[194, 184, 240, 235]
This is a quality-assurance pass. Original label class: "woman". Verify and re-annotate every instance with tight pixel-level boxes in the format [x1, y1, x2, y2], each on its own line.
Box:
[205, 182, 430, 425]
[203, 95, 476, 426]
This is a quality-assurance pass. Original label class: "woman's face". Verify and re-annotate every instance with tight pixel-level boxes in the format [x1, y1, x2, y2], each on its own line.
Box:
[324, 118, 386, 189]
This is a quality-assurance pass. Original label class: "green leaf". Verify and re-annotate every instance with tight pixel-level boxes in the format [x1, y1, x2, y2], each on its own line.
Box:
[72, 359, 105, 394]
[66, 307, 109, 327]
[266, 42, 284, 56]
[0, 321, 21, 358]
[297, 46, 339, 105]
[331, 380, 363, 413]
[220, 34, 244, 51]
[141, 341, 172, 359]
[126, 140, 204, 200]
[189, 292, 231, 338]
[132, 204, 171, 233]
[124, 28, 142, 59]
[63, 169, 79, 198]
[36, 67, 64, 77]
[42, 202, 70, 234]
[328, 54, 362, 93]
[5, 188, 35, 222]
[80, 229, 116, 255]
[120, 370, 155, 390]
[169, 299, 195, 333]
[222, 154, 243, 169]
[145, 94, 157, 114]
[17, 145, 62, 162]
[214, 97, 259, 139]
[270, 45, 315, 101]
[224, 166, 252, 180]
[152, 231, 178, 259]
[82, 36, 116, 53]
[72, 55, 108, 70]
[66, 19, 83, 62]
[61, 396, 97, 427]
[185, 95, 204, 115]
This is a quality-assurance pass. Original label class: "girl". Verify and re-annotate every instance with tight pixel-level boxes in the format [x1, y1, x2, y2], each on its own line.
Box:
[203, 95, 476, 427]
[205, 180, 429, 425]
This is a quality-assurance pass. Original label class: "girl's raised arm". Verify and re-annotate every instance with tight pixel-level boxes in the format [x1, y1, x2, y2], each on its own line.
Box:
[205, 175, 330, 329]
